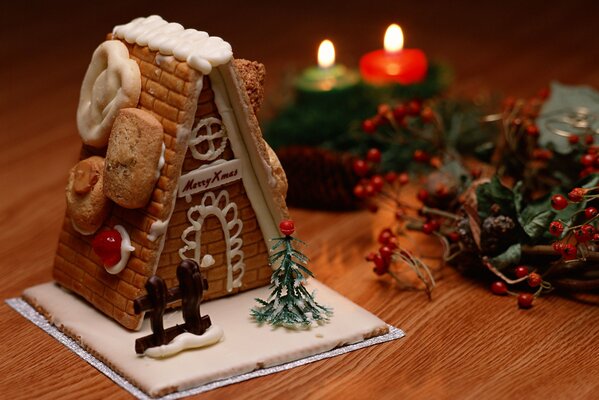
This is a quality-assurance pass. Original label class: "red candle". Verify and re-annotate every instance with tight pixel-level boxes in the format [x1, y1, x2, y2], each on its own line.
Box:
[360, 24, 428, 85]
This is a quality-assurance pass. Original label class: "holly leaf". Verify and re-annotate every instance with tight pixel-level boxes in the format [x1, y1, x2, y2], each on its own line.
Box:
[489, 243, 521, 270]
[513, 182, 556, 243]
[476, 176, 516, 221]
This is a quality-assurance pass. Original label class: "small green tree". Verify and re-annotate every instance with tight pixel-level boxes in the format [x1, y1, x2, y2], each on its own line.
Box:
[251, 220, 332, 328]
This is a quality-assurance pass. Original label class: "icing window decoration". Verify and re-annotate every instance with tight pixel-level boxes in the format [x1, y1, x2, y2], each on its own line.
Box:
[112, 15, 233, 75]
[92, 225, 135, 275]
[179, 190, 244, 292]
[188, 117, 228, 161]
[77, 41, 141, 148]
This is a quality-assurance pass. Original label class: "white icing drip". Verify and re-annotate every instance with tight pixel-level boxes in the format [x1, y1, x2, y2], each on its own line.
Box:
[179, 190, 245, 292]
[155, 142, 165, 180]
[144, 325, 224, 359]
[105, 225, 135, 275]
[148, 218, 168, 242]
[112, 16, 233, 75]
[175, 77, 205, 144]
[188, 117, 228, 161]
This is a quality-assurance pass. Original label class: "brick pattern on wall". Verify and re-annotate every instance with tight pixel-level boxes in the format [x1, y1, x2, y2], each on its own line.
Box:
[54, 41, 202, 330]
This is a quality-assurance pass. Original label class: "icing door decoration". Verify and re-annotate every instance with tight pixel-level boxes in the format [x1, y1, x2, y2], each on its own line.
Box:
[179, 190, 245, 292]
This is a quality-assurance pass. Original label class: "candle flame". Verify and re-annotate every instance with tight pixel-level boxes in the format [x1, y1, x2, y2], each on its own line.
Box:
[318, 39, 335, 68]
[384, 24, 404, 52]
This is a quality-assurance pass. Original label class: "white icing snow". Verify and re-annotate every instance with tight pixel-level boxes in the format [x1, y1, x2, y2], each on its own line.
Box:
[105, 225, 135, 275]
[113, 15, 233, 75]
[144, 325, 224, 359]
[148, 218, 168, 242]
[155, 142, 166, 180]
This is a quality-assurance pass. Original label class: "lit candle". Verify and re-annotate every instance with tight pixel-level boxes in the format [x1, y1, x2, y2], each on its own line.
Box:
[296, 39, 360, 93]
[360, 24, 428, 85]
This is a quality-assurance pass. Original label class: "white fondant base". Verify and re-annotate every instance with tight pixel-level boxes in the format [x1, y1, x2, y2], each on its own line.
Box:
[23, 280, 388, 397]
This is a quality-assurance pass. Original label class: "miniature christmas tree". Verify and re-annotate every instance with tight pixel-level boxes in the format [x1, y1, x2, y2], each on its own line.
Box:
[251, 220, 332, 328]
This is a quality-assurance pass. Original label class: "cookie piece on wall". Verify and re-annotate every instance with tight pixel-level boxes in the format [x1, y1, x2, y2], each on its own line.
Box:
[66, 157, 112, 235]
[104, 108, 164, 209]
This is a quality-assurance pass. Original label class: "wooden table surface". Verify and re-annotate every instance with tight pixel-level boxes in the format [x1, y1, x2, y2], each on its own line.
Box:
[2, 2, 599, 399]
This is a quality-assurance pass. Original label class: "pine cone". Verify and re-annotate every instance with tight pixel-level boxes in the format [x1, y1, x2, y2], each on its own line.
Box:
[480, 215, 516, 255]
[276, 146, 360, 210]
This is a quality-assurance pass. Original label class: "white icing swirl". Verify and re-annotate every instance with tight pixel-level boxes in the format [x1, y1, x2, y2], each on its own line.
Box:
[113, 16, 233, 75]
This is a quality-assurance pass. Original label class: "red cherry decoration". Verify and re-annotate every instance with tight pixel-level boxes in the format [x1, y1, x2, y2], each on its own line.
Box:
[362, 119, 376, 134]
[549, 221, 564, 237]
[585, 207, 598, 219]
[279, 220, 295, 236]
[92, 229, 122, 267]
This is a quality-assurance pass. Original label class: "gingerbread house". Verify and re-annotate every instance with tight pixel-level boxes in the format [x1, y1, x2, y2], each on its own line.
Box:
[53, 16, 289, 330]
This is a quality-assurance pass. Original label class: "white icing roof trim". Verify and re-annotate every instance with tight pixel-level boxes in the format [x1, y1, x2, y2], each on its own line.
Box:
[113, 15, 233, 75]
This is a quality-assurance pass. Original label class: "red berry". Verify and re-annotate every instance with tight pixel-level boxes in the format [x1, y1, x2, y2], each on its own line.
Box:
[353, 184, 366, 198]
[502, 96, 516, 111]
[371, 175, 384, 192]
[517, 293, 534, 309]
[407, 100, 421, 116]
[392, 104, 407, 121]
[92, 229, 122, 267]
[561, 244, 577, 260]
[386, 236, 399, 249]
[585, 207, 598, 219]
[353, 159, 369, 177]
[594, 233, 599, 241]
[377, 104, 391, 116]
[526, 124, 540, 137]
[552, 241, 564, 253]
[365, 184, 375, 197]
[528, 273, 542, 288]
[420, 107, 434, 123]
[514, 266, 529, 278]
[417, 189, 429, 203]
[395, 209, 405, 221]
[581, 154, 596, 166]
[448, 231, 460, 243]
[575, 224, 596, 243]
[367, 203, 379, 213]
[429, 219, 441, 231]
[366, 148, 382, 163]
[362, 119, 376, 134]
[365, 252, 376, 262]
[384, 171, 398, 183]
[551, 194, 568, 210]
[379, 246, 394, 263]
[413, 149, 430, 163]
[470, 167, 482, 179]
[279, 220, 295, 236]
[568, 135, 580, 145]
[422, 222, 434, 235]
[372, 254, 389, 275]
[490, 281, 507, 295]
[398, 172, 410, 185]
[549, 221, 564, 237]
[585, 134, 595, 145]
[568, 188, 586, 202]
[378, 228, 394, 245]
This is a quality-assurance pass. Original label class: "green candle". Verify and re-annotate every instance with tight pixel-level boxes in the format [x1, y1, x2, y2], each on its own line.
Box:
[295, 40, 360, 93]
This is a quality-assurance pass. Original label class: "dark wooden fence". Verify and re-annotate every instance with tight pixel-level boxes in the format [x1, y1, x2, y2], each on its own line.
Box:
[133, 259, 211, 354]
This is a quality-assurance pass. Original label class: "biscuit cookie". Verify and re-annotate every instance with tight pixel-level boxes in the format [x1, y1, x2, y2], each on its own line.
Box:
[66, 156, 112, 235]
[104, 108, 164, 209]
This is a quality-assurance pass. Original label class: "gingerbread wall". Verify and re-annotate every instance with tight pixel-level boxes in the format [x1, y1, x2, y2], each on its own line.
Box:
[54, 41, 205, 329]
[157, 76, 272, 300]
